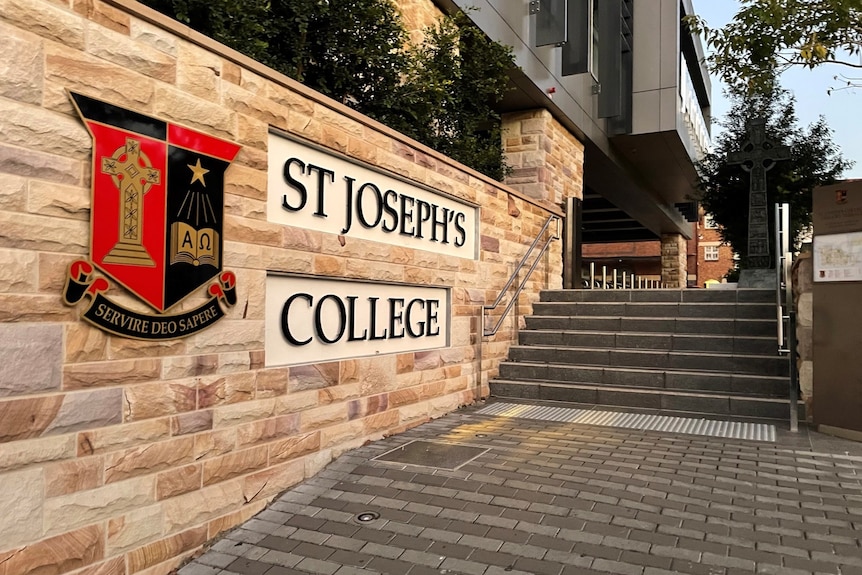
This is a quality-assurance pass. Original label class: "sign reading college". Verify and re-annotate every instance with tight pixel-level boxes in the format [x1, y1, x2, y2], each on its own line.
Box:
[266, 276, 450, 367]
[63, 93, 241, 339]
[267, 131, 479, 259]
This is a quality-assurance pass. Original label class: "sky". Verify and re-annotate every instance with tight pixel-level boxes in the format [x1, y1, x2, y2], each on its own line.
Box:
[692, 0, 862, 179]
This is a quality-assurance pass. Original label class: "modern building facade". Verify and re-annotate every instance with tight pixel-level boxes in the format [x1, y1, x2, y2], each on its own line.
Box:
[433, 0, 712, 286]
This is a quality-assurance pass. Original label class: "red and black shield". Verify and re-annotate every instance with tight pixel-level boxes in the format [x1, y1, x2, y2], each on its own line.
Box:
[71, 92, 241, 313]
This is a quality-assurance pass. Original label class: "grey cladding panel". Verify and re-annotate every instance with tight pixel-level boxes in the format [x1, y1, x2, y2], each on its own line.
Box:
[534, 0, 567, 46]
[561, 0, 590, 75]
[597, 0, 622, 118]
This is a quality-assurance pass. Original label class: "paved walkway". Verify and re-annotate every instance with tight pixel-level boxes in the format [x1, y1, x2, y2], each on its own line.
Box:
[180, 401, 862, 575]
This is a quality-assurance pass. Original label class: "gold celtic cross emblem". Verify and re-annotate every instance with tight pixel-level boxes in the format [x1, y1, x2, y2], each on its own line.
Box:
[101, 137, 161, 266]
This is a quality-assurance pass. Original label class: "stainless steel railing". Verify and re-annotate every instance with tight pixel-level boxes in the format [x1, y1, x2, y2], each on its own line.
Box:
[581, 262, 663, 289]
[482, 215, 560, 337]
[775, 202, 799, 432]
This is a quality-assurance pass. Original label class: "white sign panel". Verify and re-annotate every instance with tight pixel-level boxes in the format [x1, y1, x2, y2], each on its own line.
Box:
[265, 275, 450, 367]
[814, 231, 862, 282]
[267, 131, 478, 259]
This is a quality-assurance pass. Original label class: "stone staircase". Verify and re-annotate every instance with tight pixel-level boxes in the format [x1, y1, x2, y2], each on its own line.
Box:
[490, 288, 794, 420]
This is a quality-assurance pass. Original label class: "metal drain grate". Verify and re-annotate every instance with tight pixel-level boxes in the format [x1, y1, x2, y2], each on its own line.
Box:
[373, 440, 489, 469]
[477, 402, 776, 442]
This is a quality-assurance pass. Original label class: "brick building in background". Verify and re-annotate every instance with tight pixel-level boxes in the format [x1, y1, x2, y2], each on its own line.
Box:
[581, 210, 735, 288]
[695, 212, 736, 286]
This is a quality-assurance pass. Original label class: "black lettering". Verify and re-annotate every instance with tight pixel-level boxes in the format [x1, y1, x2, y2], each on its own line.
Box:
[430, 205, 450, 243]
[315, 294, 346, 344]
[356, 182, 383, 229]
[198, 233, 211, 251]
[381, 190, 399, 232]
[399, 194, 415, 237]
[341, 176, 355, 234]
[454, 212, 467, 247]
[346, 296, 368, 341]
[415, 199, 432, 239]
[281, 293, 313, 345]
[368, 297, 388, 340]
[306, 163, 334, 217]
[405, 298, 426, 337]
[426, 299, 440, 336]
[388, 298, 405, 339]
[181, 231, 194, 249]
[281, 158, 307, 211]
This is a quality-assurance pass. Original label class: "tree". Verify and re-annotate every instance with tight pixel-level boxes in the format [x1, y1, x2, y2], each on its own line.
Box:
[139, 0, 516, 181]
[686, 0, 862, 94]
[266, 0, 410, 118]
[383, 12, 515, 180]
[696, 85, 852, 268]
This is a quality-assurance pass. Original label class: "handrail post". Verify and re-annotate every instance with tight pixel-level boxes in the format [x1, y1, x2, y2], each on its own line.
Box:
[483, 215, 560, 338]
[788, 310, 799, 432]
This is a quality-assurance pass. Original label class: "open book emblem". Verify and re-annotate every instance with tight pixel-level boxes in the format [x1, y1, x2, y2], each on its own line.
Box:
[62, 92, 242, 340]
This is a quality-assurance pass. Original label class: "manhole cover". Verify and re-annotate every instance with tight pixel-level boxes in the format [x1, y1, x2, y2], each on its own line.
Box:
[373, 440, 488, 470]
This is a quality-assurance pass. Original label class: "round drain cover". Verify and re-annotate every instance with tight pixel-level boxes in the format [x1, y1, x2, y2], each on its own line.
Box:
[355, 511, 380, 523]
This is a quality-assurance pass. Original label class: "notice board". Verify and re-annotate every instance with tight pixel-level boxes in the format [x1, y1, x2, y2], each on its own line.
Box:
[812, 181, 862, 435]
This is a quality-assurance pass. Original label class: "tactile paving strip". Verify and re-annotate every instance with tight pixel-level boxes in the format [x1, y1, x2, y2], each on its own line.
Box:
[477, 402, 776, 442]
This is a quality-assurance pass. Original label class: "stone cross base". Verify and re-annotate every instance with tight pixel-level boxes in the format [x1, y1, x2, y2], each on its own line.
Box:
[738, 268, 777, 288]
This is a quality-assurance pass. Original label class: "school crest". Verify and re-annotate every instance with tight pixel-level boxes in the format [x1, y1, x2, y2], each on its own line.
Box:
[63, 92, 241, 339]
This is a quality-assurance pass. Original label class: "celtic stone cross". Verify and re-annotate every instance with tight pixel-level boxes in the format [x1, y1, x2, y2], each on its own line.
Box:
[727, 118, 791, 269]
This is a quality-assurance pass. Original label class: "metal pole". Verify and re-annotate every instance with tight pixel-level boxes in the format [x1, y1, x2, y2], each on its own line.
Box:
[602, 266, 607, 289]
[613, 269, 618, 289]
[789, 311, 799, 432]
[775, 204, 784, 348]
[564, 197, 581, 289]
[590, 262, 596, 288]
[622, 272, 627, 290]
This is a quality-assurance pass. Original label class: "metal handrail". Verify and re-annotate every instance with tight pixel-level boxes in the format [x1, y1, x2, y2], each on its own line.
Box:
[775, 202, 798, 432]
[483, 215, 560, 337]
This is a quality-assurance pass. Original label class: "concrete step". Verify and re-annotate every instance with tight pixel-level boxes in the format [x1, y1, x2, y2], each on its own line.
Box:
[497, 363, 789, 397]
[489, 379, 792, 420]
[506, 345, 790, 376]
[531, 301, 777, 320]
[518, 330, 777, 356]
[540, 288, 775, 304]
[524, 315, 777, 337]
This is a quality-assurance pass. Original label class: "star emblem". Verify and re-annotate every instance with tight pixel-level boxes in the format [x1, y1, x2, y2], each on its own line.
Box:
[188, 158, 209, 187]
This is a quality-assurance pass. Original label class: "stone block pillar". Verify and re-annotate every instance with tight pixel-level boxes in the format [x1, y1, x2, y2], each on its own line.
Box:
[502, 110, 584, 204]
[661, 233, 687, 288]
[792, 252, 813, 420]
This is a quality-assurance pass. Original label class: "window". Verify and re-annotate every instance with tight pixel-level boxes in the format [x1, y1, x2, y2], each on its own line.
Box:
[704, 245, 720, 261]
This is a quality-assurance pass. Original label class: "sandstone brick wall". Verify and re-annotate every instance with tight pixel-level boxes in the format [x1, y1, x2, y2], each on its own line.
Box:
[660, 233, 687, 288]
[395, 0, 445, 45]
[792, 251, 813, 419]
[503, 109, 585, 206]
[0, 1, 564, 574]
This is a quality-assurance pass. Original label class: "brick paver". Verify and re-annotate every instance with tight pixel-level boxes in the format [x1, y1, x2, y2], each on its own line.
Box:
[181, 402, 862, 575]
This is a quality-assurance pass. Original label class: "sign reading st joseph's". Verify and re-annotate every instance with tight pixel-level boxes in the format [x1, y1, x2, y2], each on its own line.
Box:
[63, 93, 242, 339]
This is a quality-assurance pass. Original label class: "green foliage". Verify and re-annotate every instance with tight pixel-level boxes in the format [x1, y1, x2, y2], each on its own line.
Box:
[385, 12, 515, 180]
[267, 0, 409, 118]
[695, 85, 852, 268]
[140, 0, 514, 180]
[145, 0, 272, 64]
[685, 0, 862, 95]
